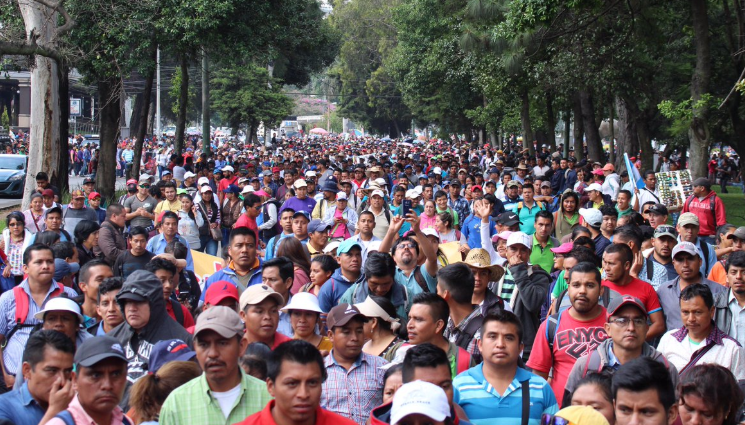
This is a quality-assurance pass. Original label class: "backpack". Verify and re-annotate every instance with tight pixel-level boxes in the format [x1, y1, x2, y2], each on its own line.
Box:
[553, 287, 611, 319]
[260, 200, 282, 241]
[685, 195, 716, 226]
[3, 283, 65, 347]
[516, 201, 544, 217]
[169, 298, 184, 326]
[55, 409, 132, 425]
[365, 206, 391, 227]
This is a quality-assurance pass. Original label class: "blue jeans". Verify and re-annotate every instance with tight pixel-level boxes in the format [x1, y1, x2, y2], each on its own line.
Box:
[200, 235, 219, 256]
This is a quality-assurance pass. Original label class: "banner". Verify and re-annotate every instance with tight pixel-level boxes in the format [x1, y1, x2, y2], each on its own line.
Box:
[191, 250, 223, 285]
[624, 153, 645, 190]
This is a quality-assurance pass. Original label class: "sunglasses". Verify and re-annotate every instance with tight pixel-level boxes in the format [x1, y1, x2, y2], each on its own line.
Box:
[139, 184, 150, 188]
[541, 414, 570, 425]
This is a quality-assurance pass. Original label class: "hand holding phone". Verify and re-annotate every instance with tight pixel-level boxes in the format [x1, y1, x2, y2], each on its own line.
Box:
[402, 199, 412, 217]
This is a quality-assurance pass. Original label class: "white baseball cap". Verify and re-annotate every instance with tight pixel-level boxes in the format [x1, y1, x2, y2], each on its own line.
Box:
[579, 208, 603, 227]
[391, 381, 450, 424]
[433, 167, 442, 175]
[197, 177, 210, 186]
[294, 179, 308, 188]
[374, 178, 387, 186]
[305, 170, 317, 177]
[241, 185, 254, 194]
[371, 189, 385, 198]
[337, 192, 348, 201]
[506, 231, 532, 249]
[200, 185, 213, 193]
[183, 171, 196, 180]
[421, 228, 439, 238]
[222, 165, 234, 173]
[324, 240, 341, 254]
[405, 189, 421, 199]
[586, 183, 603, 192]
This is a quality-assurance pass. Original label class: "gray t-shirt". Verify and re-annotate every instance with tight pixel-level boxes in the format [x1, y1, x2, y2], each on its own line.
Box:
[62, 206, 98, 234]
[123, 194, 157, 229]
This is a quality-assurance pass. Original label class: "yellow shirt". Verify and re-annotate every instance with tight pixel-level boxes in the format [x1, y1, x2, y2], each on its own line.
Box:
[154, 199, 182, 215]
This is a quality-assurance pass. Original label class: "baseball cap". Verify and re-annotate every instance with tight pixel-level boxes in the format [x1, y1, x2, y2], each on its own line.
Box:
[555, 406, 610, 425]
[550, 242, 574, 254]
[693, 177, 711, 188]
[607, 295, 648, 318]
[239, 284, 284, 311]
[405, 189, 421, 199]
[241, 185, 254, 195]
[82, 177, 95, 185]
[497, 212, 521, 226]
[74, 336, 128, 368]
[294, 179, 308, 188]
[591, 169, 604, 176]
[420, 228, 438, 239]
[71, 189, 85, 199]
[200, 185, 213, 194]
[506, 180, 520, 189]
[305, 170, 317, 177]
[471, 185, 483, 192]
[579, 208, 603, 228]
[88, 192, 101, 200]
[390, 381, 450, 425]
[41, 189, 55, 197]
[197, 177, 209, 186]
[646, 203, 668, 216]
[586, 183, 603, 192]
[337, 192, 348, 201]
[292, 210, 311, 221]
[678, 212, 699, 227]
[161, 170, 171, 176]
[308, 219, 332, 234]
[194, 306, 244, 339]
[654, 225, 677, 239]
[326, 303, 367, 329]
[176, 188, 188, 195]
[204, 281, 239, 306]
[33, 296, 84, 323]
[337, 239, 362, 255]
[223, 184, 240, 194]
[148, 339, 195, 374]
[323, 240, 341, 254]
[506, 231, 532, 249]
[728, 226, 745, 241]
[183, 171, 196, 180]
[126, 178, 137, 185]
[272, 166, 281, 173]
[492, 231, 513, 244]
[222, 165, 234, 173]
[540, 181, 551, 188]
[280, 292, 323, 314]
[672, 241, 700, 259]
[371, 189, 385, 198]
[602, 164, 615, 172]
[53, 258, 80, 281]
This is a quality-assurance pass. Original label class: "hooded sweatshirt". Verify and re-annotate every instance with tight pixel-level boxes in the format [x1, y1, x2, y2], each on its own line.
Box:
[109, 270, 194, 386]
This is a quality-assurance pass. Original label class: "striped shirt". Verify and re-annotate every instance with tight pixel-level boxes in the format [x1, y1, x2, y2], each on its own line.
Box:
[0, 280, 77, 375]
[321, 351, 387, 425]
[159, 371, 271, 425]
[453, 364, 558, 425]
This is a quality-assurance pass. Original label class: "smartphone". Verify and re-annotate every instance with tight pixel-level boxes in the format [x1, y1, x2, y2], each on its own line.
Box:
[402, 199, 412, 217]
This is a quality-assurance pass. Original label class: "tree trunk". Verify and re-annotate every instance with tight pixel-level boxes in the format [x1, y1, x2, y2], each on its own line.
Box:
[19, 0, 60, 210]
[520, 88, 534, 154]
[201, 49, 211, 156]
[688, 0, 712, 179]
[563, 112, 570, 158]
[97, 78, 122, 202]
[546, 93, 556, 149]
[130, 92, 144, 136]
[56, 62, 69, 194]
[636, 109, 655, 173]
[573, 93, 584, 161]
[175, 55, 189, 155]
[579, 89, 603, 163]
[616, 96, 639, 173]
[132, 63, 155, 180]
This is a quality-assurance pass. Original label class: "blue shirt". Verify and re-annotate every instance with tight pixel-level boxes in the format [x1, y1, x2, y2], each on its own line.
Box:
[146, 234, 194, 271]
[0, 382, 45, 425]
[517, 202, 545, 235]
[454, 364, 558, 425]
[394, 264, 437, 296]
[461, 215, 496, 249]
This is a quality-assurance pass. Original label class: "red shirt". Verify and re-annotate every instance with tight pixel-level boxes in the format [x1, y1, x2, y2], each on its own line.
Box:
[234, 214, 259, 242]
[271, 332, 292, 349]
[602, 278, 662, 315]
[165, 299, 196, 329]
[218, 176, 238, 194]
[527, 307, 608, 404]
[236, 401, 357, 425]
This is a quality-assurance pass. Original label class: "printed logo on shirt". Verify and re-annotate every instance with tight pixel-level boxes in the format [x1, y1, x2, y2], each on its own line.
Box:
[555, 327, 608, 359]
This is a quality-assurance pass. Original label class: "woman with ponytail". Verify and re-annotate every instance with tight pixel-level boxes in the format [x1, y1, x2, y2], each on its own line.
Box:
[355, 295, 403, 359]
[129, 361, 201, 424]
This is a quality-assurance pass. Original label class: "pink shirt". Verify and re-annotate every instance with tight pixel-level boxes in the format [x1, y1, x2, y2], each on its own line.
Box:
[46, 395, 129, 425]
[330, 208, 349, 238]
[419, 213, 437, 230]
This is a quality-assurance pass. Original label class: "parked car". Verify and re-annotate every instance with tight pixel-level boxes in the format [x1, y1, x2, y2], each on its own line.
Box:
[163, 126, 176, 137]
[0, 154, 27, 198]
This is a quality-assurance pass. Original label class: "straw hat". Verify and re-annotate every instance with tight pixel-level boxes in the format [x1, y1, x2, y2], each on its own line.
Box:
[463, 249, 505, 282]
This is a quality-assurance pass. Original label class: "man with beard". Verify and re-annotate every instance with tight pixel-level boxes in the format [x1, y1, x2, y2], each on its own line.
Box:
[657, 242, 725, 331]
[108, 270, 193, 393]
[650, 225, 678, 282]
[378, 214, 438, 297]
[527, 262, 609, 405]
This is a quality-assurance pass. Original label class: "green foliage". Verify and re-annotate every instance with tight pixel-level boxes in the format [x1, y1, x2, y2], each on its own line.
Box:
[658, 94, 720, 136]
[211, 65, 294, 130]
[168, 68, 198, 121]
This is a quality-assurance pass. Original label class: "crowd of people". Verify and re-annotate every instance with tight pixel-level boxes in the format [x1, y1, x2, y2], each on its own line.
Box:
[0, 132, 742, 425]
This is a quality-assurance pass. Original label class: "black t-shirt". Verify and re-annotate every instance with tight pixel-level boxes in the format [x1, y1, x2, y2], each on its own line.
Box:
[113, 250, 155, 280]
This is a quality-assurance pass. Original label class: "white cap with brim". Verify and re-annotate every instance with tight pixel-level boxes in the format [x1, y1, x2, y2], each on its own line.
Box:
[222, 165, 234, 173]
[200, 185, 213, 193]
[34, 297, 84, 323]
[390, 381, 451, 425]
[579, 208, 603, 228]
[506, 231, 532, 249]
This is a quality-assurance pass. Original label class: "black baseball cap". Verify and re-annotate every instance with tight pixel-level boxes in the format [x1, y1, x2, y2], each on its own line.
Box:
[497, 211, 521, 226]
[74, 335, 128, 367]
[647, 203, 668, 216]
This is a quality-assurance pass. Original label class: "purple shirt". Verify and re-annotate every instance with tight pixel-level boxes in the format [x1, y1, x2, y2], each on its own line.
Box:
[279, 196, 317, 215]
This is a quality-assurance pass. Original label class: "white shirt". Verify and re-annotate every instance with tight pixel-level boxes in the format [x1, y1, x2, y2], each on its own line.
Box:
[631, 187, 661, 211]
[533, 165, 550, 178]
[212, 383, 242, 419]
[657, 329, 745, 380]
[602, 173, 620, 200]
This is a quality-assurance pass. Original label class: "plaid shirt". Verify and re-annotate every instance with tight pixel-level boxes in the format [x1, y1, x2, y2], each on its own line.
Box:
[321, 351, 387, 425]
[159, 371, 271, 425]
[448, 195, 471, 227]
[445, 305, 484, 361]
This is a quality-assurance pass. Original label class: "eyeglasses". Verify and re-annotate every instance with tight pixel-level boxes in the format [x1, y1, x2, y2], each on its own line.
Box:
[397, 243, 416, 250]
[541, 414, 570, 425]
[608, 317, 649, 327]
[139, 184, 150, 188]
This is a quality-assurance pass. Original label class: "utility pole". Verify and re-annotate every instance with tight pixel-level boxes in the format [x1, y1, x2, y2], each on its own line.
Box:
[156, 47, 161, 137]
[202, 48, 210, 155]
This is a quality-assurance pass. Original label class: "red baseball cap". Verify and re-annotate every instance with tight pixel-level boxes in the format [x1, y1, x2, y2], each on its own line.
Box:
[205, 281, 239, 306]
[272, 167, 280, 173]
[88, 192, 101, 200]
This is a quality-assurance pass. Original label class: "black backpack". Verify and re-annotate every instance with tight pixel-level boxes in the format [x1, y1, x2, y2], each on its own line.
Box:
[260, 200, 283, 241]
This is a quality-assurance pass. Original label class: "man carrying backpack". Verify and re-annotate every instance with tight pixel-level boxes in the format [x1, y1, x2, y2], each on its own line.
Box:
[0, 244, 78, 389]
[527, 262, 609, 405]
[681, 177, 726, 246]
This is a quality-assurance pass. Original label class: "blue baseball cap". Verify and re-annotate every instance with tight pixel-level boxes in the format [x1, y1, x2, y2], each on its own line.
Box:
[148, 339, 195, 374]
[337, 239, 362, 255]
[223, 184, 240, 194]
[308, 219, 331, 233]
[293, 210, 311, 221]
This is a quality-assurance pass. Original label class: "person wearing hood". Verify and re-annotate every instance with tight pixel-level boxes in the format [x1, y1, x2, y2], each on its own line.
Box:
[108, 270, 193, 390]
[339, 252, 412, 321]
[562, 295, 679, 406]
